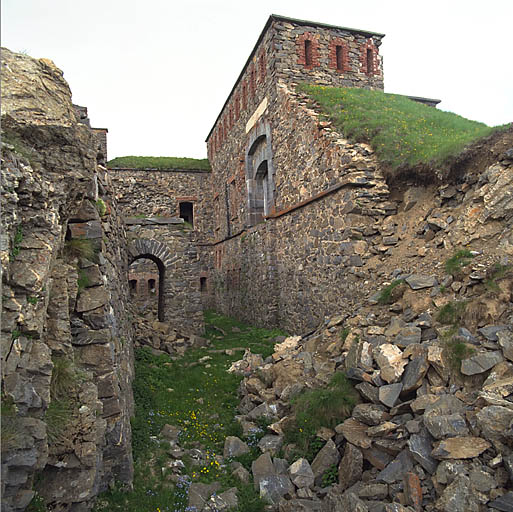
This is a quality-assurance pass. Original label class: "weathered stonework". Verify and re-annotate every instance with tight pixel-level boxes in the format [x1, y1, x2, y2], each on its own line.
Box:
[109, 168, 213, 239]
[1, 48, 134, 511]
[125, 218, 204, 334]
[201, 16, 389, 331]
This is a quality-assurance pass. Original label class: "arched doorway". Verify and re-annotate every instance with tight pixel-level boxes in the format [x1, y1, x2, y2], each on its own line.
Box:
[128, 239, 175, 322]
[245, 122, 275, 226]
[128, 256, 163, 320]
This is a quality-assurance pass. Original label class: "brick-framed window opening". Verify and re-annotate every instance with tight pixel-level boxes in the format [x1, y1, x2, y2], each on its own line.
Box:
[259, 52, 266, 81]
[242, 81, 247, 110]
[366, 48, 373, 74]
[329, 39, 349, 73]
[304, 40, 312, 66]
[360, 40, 379, 76]
[296, 33, 319, 69]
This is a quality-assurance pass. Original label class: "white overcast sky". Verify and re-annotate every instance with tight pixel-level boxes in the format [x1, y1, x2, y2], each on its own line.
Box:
[2, 0, 512, 160]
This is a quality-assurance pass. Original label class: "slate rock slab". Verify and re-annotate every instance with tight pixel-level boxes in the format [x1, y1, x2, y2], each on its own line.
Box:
[288, 458, 314, 489]
[476, 405, 513, 441]
[461, 351, 503, 375]
[259, 474, 294, 505]
[435, 474, 480, 512]
[407, 433, 437, 474]
[379, 383, 403, 408]
[405, 274, 437, 289]
[423, 413, 469, 440]
[336, 418, 372, 449]
[489, 492, 513, 512]
[311, 439, 340, 486]
[431, 436, 491, 459]
[401, 355, 429, 394]
[338, 442, 363, 491]
[395, 326, 422, 348]
[188, 482, 220, 510]
[478, 325, 509, 341]
[377, 449, 414, 483]
[252, 452, 274, 490]
[224, 436, 250, 458]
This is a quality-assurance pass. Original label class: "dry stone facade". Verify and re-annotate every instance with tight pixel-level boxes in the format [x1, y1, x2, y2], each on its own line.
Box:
[106, 15, 390, 333]
[202, 15, 389, 331]
[1, 48, 134, 511]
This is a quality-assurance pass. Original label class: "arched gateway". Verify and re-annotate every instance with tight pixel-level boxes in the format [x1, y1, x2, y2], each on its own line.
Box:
[127, 239, 175, 322]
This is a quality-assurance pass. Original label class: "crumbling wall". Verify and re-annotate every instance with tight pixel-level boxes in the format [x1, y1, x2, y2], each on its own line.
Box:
[1, 48, 134, 511]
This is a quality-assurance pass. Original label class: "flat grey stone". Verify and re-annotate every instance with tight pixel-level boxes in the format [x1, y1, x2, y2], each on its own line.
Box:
[338, 442, 363, 491]
[489, 492, 513, 512]
[478, 325, 509, 341]
[469, 467, 496, 492]
[476, 405, 513, 441]
[377, 449, 413, 483]
[405, 274, 437, 289]
[252, 452, 274, 490]
[395, 326, 422, 348]
[435, 474, 480, 512]
[352, 403, 387, 426]
[407, 433, 438, 474]
[379, 383, 403, 408]
[423, 413, 469, 440]
[498, 330, 513, 361]
[461, 351, 503, 375]
[224, 436, 250, 458]
[188, 482, 220, 510]
[401, 355, 429, 393]
[257, 434, 283, 455]
[259, 474, 294, 505]
[311, 438, 340, 486]
[288, 458, 314, 489]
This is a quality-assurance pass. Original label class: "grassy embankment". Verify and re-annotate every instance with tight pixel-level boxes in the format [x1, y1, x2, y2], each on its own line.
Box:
[298, 84, 504, 170]
[107, 156, 211, 171]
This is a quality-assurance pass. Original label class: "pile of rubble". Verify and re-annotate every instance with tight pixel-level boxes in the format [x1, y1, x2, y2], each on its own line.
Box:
[133, 316, 210, 357]
[224, 269, 513, 511]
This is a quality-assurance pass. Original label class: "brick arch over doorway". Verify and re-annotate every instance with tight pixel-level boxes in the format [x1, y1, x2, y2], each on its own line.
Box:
[128, 239, 176, 322]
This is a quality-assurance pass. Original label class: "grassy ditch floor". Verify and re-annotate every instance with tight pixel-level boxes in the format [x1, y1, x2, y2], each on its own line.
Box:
[298, 83, 504, 170]
[94, 311, 286, 512]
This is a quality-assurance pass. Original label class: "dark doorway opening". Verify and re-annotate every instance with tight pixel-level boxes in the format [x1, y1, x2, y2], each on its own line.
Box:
[179, 202, 194, 227]
[128, 255, 165, 321]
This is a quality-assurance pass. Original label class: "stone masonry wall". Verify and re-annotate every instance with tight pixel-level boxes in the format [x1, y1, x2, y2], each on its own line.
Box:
[210, 84, 393, 333]
[126, 219, 204, 335]
[1, 48, 134, 511]
[206, 16, 384, 241]
[109, 168, 213, 241]
[203, 17, 387, 332]
[273, 17, 384, 89]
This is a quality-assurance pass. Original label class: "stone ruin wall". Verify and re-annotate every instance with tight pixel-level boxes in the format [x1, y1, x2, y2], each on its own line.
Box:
[109, 168, 213, 239]
[110, 169, 211, 333]
[272, 17, 384, 89]
[1, 49, 134, 511]
[204, 17, 388, 332]
[210, 84, 393, 332]
[125, 220, 204, 335]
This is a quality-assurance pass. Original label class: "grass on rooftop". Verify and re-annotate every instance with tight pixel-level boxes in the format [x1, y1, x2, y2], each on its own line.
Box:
[107, 156, 211, 171]
[298, 83, 503, 170]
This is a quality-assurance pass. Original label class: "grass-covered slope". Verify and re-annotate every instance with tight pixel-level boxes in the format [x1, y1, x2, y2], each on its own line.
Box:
[107, 156, 211, 171]
[298, 84, 501, 169]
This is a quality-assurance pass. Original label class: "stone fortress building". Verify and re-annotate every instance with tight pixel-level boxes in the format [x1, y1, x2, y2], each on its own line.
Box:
[109, 15, 439, 334]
